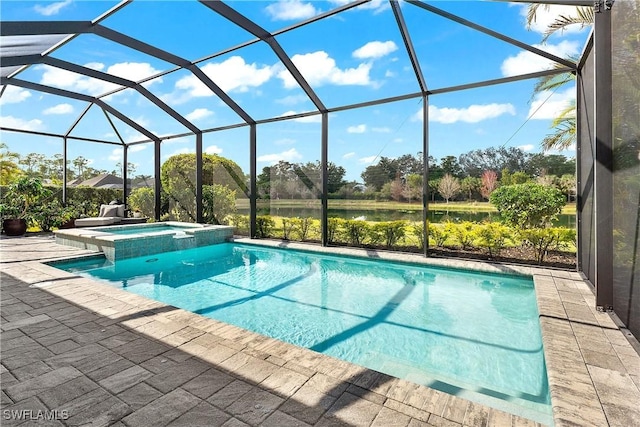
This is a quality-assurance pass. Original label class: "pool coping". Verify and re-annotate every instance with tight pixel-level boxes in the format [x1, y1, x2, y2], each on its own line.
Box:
[1, 235, 639, 426]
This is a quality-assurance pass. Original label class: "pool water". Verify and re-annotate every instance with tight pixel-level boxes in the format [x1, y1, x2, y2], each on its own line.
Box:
[53, 243, 551, 422]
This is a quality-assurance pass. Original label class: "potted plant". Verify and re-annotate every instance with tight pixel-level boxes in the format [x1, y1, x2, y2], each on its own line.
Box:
[0, 177, 52, 236]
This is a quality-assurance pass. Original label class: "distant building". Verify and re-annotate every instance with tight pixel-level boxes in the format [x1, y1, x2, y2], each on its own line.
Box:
[75, 173, 123, 188]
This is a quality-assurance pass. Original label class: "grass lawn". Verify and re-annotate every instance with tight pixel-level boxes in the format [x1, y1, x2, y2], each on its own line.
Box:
[237, 198, 577, 215]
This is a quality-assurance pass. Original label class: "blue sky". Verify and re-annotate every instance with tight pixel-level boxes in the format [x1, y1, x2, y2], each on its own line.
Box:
[1, 0, 590, 181]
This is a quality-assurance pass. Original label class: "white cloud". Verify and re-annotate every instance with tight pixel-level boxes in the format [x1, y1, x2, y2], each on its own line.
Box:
[518, 144, 535, 152]
[342, 152, 356, 159]
[108, 148, 123, 162]
[501, 40, 579, 77]
[347, 124, 367, 134]
[265, 0, 320, 20]
[393, 138, 403, 143]
[85, 62, 105, 71]
[385, 70, 396, 78]
[129, 145, 147, 153]
[1, 115, 44, 131]
[257, 148, 302, 164]
[372, 127, 391, 133]
[278, 51, 372, 88]
[0, 86, 32, 105]
[275, 138, 296, 146]
[37, 62, 162, 96]
[329, 0, 388, 14]
[131, 116, 151, 129]
[359, 155, 378, 164]
[275, 94, 308, 105]
[185, 108, 214, 122]
[413, 103, 516, 124]
[34, 0, 72, 16]
[521, 5, 591, 36]
[353, 41, 398, 59]
[174, 57, 273, 100]
[205, 145, 223, 154]
[43, 103, 74, 115]
[528, 87, 575, 120]
[280, 110, 322, 123]
[107, 62, 163, 84]
[121, 117, 154, 143]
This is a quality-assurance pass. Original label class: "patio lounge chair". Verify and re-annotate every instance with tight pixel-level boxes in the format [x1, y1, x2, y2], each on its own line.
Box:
[74, 203, 147, 227]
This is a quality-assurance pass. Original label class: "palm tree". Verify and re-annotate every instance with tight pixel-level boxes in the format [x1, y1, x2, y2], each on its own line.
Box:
[541, 100, 576, 151]
[527, 5, 593, 151]
[526, 4, 594, 42]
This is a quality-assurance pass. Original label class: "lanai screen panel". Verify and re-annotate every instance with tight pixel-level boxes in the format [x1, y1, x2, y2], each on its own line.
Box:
[577, 43, 595, 284]
[402, 2, 528, 90]
[202, 128, 250, 231]
[611, 0, 640, 337]
[161, 136, 197, 222]
[193, 42, 315, 122]
[256, 118, 322, 241]
[100, 1, 256, 62]
[274, 2, 419, 108]
[141, 69, 244, 130]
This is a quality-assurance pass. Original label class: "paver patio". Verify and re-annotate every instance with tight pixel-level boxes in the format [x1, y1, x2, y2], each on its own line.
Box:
[1, 234, 638, 426]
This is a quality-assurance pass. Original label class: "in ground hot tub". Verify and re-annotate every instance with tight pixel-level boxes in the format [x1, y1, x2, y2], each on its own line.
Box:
[54, 221, 234, 261]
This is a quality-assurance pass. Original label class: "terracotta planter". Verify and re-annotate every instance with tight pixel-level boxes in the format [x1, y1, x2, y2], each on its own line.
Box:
[3, 219, 27, 236]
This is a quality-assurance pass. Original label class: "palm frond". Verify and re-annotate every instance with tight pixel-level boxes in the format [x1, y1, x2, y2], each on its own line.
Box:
[526, 4, 550, 30]
[532, 73, 574, 98]
[543, 102, 577, 152]
[542, 117, 576, 151]
[542, 7, 594, 42]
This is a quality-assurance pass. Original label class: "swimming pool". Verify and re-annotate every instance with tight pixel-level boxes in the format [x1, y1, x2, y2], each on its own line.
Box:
[52, 243, 551, 423]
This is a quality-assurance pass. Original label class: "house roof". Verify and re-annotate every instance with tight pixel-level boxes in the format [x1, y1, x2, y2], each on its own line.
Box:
[76, 173, 123, 188]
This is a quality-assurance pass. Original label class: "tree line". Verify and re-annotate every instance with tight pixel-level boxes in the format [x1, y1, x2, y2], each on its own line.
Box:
[2, 142, 576, 203]
[258, 146, 576, 202]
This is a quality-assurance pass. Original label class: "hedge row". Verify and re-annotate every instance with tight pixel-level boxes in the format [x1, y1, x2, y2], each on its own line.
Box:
[227, 215, 576, 264]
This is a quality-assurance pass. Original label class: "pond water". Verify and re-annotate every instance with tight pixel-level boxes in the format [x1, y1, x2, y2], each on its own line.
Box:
[238, 206, 576, 228]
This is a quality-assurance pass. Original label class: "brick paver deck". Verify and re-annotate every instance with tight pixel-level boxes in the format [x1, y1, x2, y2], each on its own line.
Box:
[1, 234, 638, 427]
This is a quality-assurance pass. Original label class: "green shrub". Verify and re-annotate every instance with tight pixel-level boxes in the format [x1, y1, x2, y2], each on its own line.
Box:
[428, 223, 450, 247]
[202, 184, 237, 225]
[490, 182, 565, 228]
[475, 222, 510, 257]
[519, 227, 566, 264]
[229, 214, 249, 235]
[556, 227, 577, 251]
[412, 221, 426, 250]
[449, 221, 477, 250]
[67, 187, 123, 216]
[127, 187, 155, 218]
[372, 221, 407, 248]
[255, 215, 275, 238]
[327, 218, 343, 243]
[290, 217, 313, 241]
[281, 218, 294, 240]
[344, 219, 369, 246]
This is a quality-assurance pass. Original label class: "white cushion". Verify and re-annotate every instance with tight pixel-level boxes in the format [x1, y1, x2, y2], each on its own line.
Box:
[98, 204, 109, 217]
[75, 217, 122, 227]
[101, 205, 120, 217]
